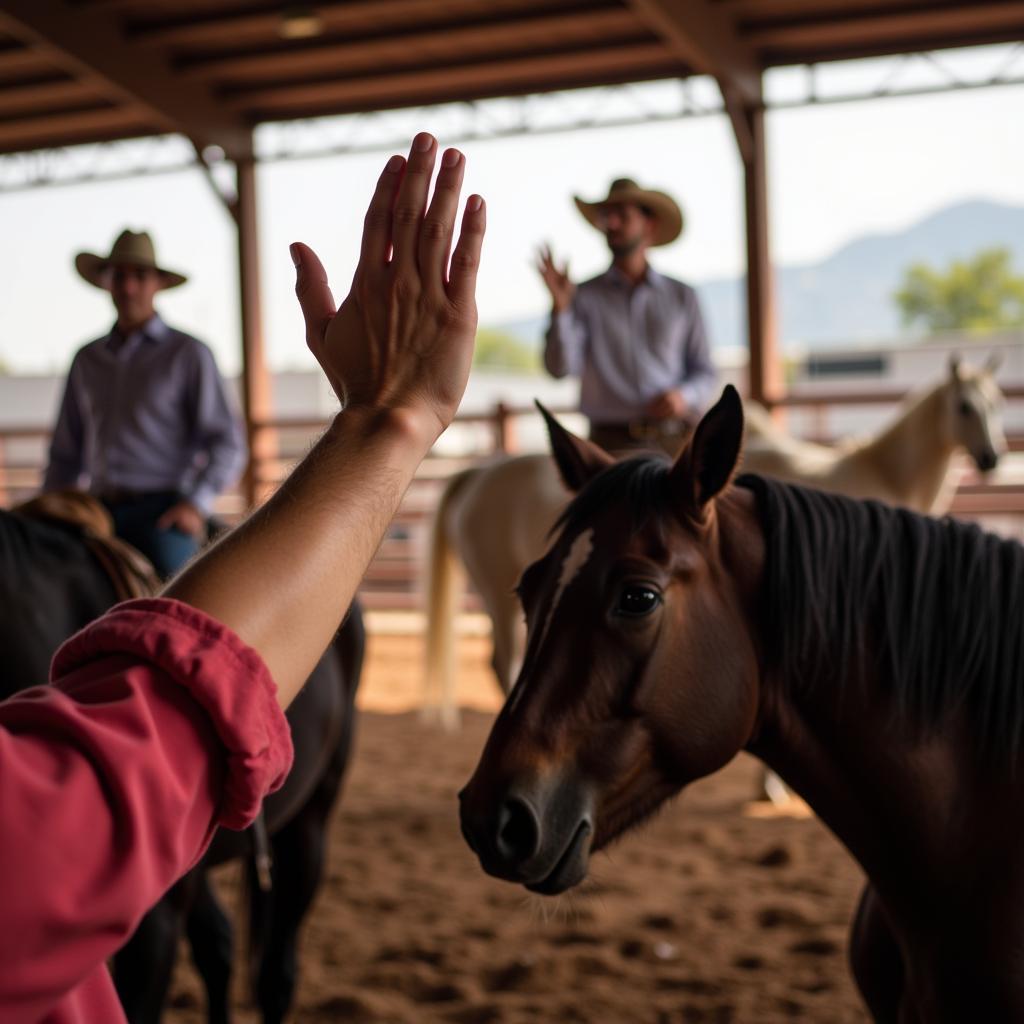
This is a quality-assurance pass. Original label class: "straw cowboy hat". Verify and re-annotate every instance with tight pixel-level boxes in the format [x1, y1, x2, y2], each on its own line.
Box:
[75, 230, 188, 290]
[574, 178, 684, 247]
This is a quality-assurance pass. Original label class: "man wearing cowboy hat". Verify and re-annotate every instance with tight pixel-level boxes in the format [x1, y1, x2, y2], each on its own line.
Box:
[43, 229, 246, 577]
[538, 178, 716, 453]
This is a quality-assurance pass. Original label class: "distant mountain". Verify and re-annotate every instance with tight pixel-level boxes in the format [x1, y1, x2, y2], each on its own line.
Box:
[695, 199, 1024, 350]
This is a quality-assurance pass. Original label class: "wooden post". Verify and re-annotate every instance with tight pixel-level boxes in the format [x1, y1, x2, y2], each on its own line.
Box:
[494, 401, 518, 454]
[739, 103, 782, 407]
[235, 155, 275, 507]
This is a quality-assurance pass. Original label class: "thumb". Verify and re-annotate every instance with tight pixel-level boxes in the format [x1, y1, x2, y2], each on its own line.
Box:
[290, 242, 336, 351]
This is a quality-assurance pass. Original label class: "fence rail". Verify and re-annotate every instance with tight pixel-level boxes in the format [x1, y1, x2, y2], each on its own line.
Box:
[4, 385, 1024, 611]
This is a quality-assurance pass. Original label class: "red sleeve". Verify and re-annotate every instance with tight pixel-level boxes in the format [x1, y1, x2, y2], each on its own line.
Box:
[0, 598, 293, 1021]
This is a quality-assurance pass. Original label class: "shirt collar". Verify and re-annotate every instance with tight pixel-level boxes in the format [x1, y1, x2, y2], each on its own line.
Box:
[604, 264, 663, 289]
[106, 313, 168, 349]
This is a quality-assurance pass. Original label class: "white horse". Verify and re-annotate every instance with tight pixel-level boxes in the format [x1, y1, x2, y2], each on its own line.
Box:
[741, 355, 1005, 515]
[422, 358, 1007, 729]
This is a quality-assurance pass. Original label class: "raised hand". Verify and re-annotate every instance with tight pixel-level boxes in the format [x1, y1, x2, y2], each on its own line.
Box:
[535, 243, 575, 313]
[291, 132, 486, 447]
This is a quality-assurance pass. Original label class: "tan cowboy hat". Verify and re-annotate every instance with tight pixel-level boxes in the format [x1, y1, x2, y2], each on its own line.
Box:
[74, 229, 188, 290]
[574, 178, 684, 247]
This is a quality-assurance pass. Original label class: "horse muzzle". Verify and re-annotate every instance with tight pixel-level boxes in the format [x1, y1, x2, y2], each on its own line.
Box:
[459, 775, 596, 895]
[974, 447, 1000, 473]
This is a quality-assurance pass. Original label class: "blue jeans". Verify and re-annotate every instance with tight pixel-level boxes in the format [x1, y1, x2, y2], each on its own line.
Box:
[103, 491, 202, 579]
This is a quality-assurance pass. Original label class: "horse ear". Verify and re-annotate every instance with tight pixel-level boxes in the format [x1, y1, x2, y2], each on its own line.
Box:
[669, 385, 745, 517]
[949, 354, 963, 381]
[986, 351, 1003, 375]
[536, 401, 614, 492]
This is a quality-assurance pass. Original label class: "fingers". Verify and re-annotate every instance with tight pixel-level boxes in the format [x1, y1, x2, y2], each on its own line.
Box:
[359, 154, 405, 270]
[447, 195, 486, 308]
[391, 132, 438, 273]
[419, 147, 465, 293]
[291, 242, 336, 352]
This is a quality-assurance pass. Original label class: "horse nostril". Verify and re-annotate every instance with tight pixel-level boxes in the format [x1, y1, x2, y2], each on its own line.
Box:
[496, 796, 541, 865]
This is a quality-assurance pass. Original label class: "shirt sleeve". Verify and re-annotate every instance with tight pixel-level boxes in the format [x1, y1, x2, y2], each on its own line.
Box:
[0, 598, 292, 1021]
[543, 302, 588, 379]
[677, 288, 718, 414]
[185, 343, 249, 515]
[43, 352, 88, 493]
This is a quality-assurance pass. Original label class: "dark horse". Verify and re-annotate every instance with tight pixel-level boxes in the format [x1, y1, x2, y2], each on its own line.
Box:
[460, 387, 1024, 1022]
[0, 500, 363, 1024]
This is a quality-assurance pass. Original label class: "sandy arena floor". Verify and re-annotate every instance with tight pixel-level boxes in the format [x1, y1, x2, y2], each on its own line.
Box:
[165, 625, 869, 1023]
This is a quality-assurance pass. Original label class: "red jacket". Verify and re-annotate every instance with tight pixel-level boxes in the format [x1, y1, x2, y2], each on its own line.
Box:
[0, 599, 294, 1023]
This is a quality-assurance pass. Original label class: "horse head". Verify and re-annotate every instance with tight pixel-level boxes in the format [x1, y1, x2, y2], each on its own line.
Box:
[946, 354, 1007, 473]
[459, 386, 763, 895]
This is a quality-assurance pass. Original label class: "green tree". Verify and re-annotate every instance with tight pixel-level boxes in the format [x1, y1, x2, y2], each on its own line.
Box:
[894, 247, 1024, 333]
[472, 328, 541, 373]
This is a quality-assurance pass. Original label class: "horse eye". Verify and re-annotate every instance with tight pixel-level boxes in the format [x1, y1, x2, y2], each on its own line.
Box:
[958, 400, 972, 416]
[615, 585, 661, 617]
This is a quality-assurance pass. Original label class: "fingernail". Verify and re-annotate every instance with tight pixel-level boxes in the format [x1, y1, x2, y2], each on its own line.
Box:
[289, 243, 301, 268]
[442, 148, 461, 168]
[466, 195, 483, 212]
[413, 132, 434, 152]
[385, 154, 404, 173]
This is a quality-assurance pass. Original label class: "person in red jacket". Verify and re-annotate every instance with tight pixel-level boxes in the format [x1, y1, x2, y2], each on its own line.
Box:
[0, 132, 485, 1024]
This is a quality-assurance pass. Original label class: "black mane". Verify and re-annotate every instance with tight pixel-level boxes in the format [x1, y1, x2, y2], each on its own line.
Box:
[741, 473, 1024, 762]
[559, 458, 1024, 762]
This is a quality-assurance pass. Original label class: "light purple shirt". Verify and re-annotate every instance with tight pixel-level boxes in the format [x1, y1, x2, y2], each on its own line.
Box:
[544, 265, 717, 423]
[43, 315, 247, 514]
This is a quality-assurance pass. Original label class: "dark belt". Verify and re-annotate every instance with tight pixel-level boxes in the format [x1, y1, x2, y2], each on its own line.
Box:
[97, 487, 178, 505]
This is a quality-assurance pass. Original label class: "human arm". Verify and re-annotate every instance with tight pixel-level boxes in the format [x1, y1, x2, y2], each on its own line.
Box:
[164, 133, 485, 708]
[42, 354, 88, 492]
[0, 600, 292, 1021]
[676, 287, 717, 412]
[176, 343, 248, 521]
[156, 345, 247, 537]
[539, 247, 586, 379]
[0, 133, 483, 1019]
[644, 287, 717, 420]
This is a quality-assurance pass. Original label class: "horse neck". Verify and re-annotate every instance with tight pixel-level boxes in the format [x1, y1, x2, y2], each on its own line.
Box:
[725, 482, 966, 906]
[856, 384, 955, 512]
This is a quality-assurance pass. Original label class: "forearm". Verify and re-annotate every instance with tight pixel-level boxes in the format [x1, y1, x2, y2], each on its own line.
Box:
[164, 408, 429, 707]
[544, 308, 584, 378]
[187, 430, 248, 515]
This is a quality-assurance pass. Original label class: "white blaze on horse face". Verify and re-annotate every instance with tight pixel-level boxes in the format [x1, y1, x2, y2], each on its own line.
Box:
[506, 527, 595, 715]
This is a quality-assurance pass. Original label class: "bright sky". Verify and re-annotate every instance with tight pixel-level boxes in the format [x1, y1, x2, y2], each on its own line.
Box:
[2, 46, 1023, 376]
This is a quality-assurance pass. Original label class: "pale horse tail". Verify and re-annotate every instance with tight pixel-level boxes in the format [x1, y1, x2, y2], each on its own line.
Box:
[422, 465, 479, 732]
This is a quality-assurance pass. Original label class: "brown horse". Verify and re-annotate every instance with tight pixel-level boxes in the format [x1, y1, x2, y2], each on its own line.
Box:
[460, 386, 1024, 1022]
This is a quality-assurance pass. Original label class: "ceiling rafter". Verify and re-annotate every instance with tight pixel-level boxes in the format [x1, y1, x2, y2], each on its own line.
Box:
[625, 0, 763, 162]
[627, 0, 762, 102]
[0, 0, 253, 159]
[226, 42, 682, 117]
[744, 2, 1024, 52]
[179, 9, 644, 83]
[0, 105, 158, 154]
[130, 0, 592, 48]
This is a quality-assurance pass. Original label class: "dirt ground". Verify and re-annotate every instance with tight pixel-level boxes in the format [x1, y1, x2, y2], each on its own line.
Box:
[165, 627, 869, 1024]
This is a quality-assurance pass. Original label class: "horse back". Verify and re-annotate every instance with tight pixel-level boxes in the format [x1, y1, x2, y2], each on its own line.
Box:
[202, 601, 365, 864]
[0, 509, 119, 698]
